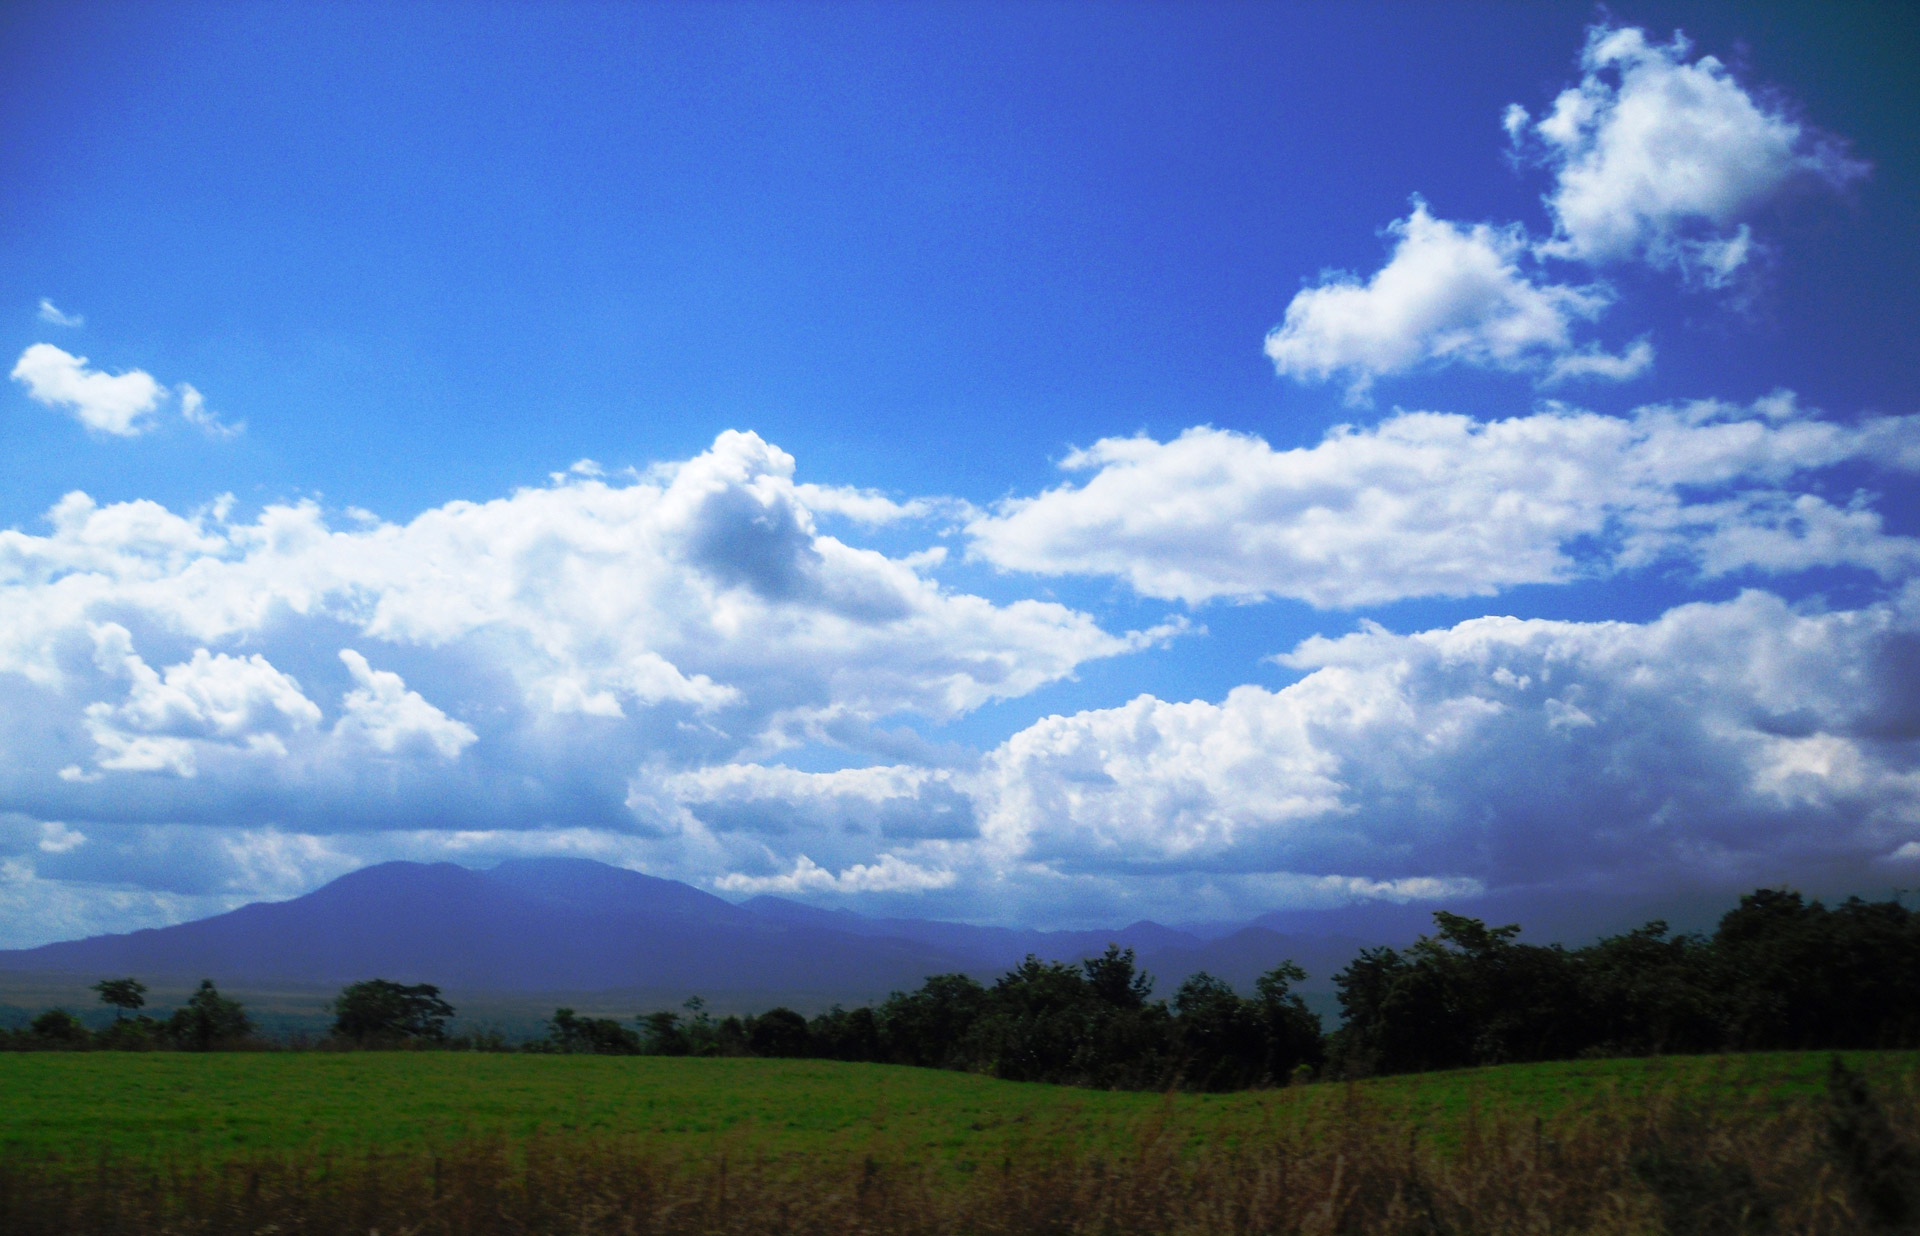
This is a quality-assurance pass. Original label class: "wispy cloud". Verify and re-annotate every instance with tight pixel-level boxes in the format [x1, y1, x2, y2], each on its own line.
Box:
[177, 383, 244, 439]
[36, 299, 84, 328]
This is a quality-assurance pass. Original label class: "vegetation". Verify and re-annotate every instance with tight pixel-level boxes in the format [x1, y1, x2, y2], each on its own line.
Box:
[90, 976, 146, 1019]
[606, 889, 1920, 1086]
[7, 978, 257, 1052]
[0, 1052, 1914, 1234]
[6, 888, 1916, 1093]
[330, 979, 455, 1044]
[1331, 891, 1920, 1075]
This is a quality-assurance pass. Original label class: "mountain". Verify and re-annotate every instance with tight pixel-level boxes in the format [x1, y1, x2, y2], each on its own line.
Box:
[0, 858, 1370, 1002]
[0, 859, 969, 997]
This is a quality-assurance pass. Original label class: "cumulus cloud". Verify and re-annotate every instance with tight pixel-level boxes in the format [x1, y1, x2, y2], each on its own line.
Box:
[11, 343, 165, 436]
[80, 628, 323, 776]
[335, 650, 477, 760]
[1265, 26, 1864, 397]
[966, 394, 1920, 606]
[971, 587, 1920, 900]
[1512, 25, 1868, 280]
[630, 587, 1920, 921]
[36, 299, 83, 328]
[0, 430, 1150, 847]
[1263, 203, 1647, 398]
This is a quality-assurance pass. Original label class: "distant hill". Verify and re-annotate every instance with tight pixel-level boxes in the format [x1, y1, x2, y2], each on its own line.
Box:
[0, 858, 1369, 1002]
[740, 894, 1370, 992]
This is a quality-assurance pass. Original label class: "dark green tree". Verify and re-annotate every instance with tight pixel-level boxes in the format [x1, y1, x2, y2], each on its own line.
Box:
[1253, 960, 1325, 1079]
[639, 1010, 690, 1055]
[1083, 944, 1154, 1009]
[1172, 972, 1265, 1090]
[546, 1007, 640, 1054]
[878, 973, 987, 1068]
[809, 1004, 883, 1061]
[330, 979, 455, 1044]
[29, 1008, 91, 1047]
[165, 980, 252, 1050]
[92, 977, 147, 1021]
[746, 1007, 812, 1057]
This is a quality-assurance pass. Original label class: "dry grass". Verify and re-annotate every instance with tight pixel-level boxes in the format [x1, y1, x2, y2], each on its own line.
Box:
[4, 1060, 1916, 1235]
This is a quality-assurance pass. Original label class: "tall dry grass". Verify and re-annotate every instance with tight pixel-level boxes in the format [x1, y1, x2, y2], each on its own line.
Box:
[3, 1059, 1914, 1235]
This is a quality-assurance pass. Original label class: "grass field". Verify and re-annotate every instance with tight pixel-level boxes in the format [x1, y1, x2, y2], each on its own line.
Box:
[4, 1049, 1915, 1167]
[4, 1051, 1918, 1233]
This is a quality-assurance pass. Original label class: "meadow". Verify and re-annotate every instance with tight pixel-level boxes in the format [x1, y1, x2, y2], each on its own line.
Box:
[3, 1049, 1915, 1166]
[3, 1051, 1918, 1233]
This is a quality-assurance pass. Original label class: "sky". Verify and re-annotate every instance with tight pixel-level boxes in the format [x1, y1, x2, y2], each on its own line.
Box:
[2, 1, 1917, 947]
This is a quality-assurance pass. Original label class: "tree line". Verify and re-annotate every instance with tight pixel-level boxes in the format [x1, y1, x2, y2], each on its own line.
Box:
[8, 888, 1917, 1084]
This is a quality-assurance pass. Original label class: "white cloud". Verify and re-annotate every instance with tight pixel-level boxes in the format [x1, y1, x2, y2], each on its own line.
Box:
[81, 629, 322, 776]
[335, 650, 477, 760]
[0, 430, 1146, 840]
[966, 395, 1920, 606]
[36, 299, 83, 328]
[965, 587, 1920, 898]
[11, 343, 164, 436]
[178, 384, 244, 439]
[630, 587, 1920, 919]
[1263, 202, 1648, 398]
[714, 852, 957, 895]
[4, 585, 1916, 931]
[1515, 25, 1868, 279]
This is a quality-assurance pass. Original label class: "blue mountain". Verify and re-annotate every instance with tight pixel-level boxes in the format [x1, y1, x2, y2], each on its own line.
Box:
[0, 858, 1364, 1000]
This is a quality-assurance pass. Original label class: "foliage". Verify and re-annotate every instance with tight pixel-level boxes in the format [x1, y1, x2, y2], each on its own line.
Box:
[90, 978, 146, 1019]
[164, 980, 255, 1051]
[26, 1009, 89, 1048]
[545, 1008, 641, 1055]
[331, 979, 456, 1044]
[1328, 890, 1920, 1076]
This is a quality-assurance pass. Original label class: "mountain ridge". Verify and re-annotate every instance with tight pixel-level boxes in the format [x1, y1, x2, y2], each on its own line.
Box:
[0, 858, 1370, 1000]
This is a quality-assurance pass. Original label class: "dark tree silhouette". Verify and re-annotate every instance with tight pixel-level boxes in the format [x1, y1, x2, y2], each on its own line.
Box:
[546, 1007, 640, 1054]
[331, 979, 455, 1044]
[91, 977, 147, 1021]
[28, 1009, 90, 1047]
[165, 980, 252, 1050]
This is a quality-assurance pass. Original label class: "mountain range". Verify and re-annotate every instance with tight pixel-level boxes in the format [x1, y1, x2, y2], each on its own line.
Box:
[0, 858, 1374, 1005]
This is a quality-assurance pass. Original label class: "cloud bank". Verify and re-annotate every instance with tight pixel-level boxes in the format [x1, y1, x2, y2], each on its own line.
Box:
[967, 394, 1920, 606]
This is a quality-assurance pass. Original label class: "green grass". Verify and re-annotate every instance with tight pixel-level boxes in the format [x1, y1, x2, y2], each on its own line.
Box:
[3, 1050, 1915, 1169]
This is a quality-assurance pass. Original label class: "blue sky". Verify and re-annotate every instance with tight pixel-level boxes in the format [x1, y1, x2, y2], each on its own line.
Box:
[3, 1, 1917, 945]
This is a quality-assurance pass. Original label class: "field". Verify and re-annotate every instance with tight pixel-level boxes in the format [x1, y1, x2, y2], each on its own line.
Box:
[0, 1049, 1912, 1166]
[4, 1051, 1917, 1233]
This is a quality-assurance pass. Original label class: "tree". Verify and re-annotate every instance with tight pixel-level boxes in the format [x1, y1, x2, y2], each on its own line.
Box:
[29, 1008, 91, 1047]
[747, 1007, 813, 1057]
[92, 977, 147, 1021]
[1083, 944, 1154, 1009]
[165, 980, 253, 1050]
[1173, 972, 1265, 1091]
[639, 1010, 690, 1055]
[331, 979, 455, 1044]
[1253, 961, 1325, 1080]
[879, 973, 987, 1068]
[547, 1007, 640, 1054]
